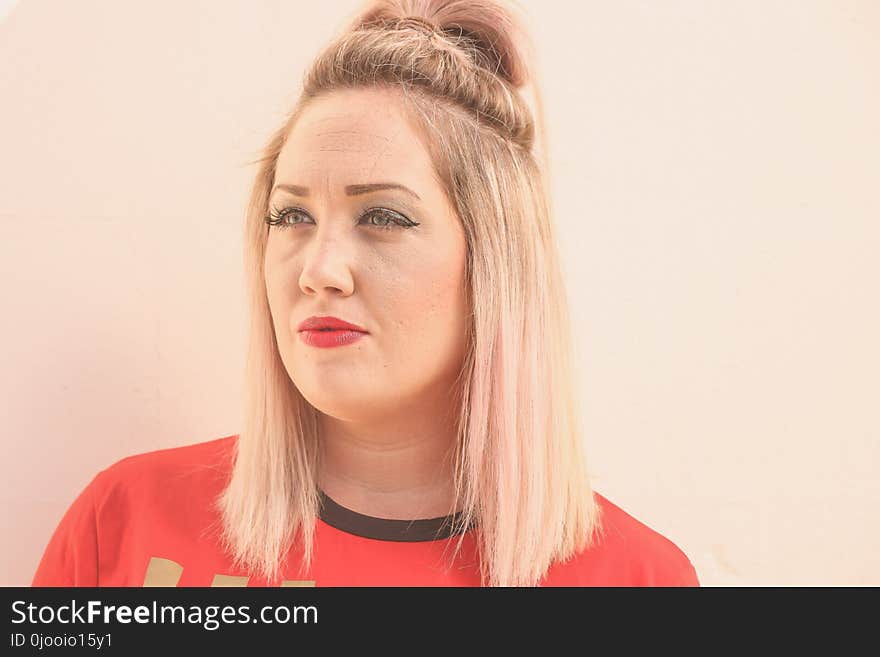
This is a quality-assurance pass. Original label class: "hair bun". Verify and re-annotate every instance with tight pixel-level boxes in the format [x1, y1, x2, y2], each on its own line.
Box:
[354, 0, 533, 89]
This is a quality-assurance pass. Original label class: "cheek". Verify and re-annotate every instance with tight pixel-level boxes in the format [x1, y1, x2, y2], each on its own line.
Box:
[263, 254, 294, 332]
[388, 247, 467, 336]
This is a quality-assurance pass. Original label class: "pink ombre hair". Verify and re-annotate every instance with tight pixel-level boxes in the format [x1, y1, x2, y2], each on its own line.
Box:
[215, 0, 604, 587]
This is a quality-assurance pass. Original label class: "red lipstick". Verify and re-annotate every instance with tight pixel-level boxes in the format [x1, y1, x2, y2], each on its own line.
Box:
[298, 315, 368, 349]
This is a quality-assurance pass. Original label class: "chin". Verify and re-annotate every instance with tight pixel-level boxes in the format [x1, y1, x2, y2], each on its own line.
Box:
[306, 396, 390, 424]
[296, 378, 368, 411]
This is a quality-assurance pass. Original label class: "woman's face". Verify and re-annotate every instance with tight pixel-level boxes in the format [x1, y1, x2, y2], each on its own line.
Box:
[264, 87, 469, 422]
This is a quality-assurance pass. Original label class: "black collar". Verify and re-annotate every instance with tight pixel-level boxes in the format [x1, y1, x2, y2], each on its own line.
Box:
[318, 490, 475, 542]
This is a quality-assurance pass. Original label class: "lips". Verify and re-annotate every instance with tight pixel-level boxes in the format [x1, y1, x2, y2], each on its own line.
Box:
[299, 328, 366, 348]
[297, 315, 367, 333]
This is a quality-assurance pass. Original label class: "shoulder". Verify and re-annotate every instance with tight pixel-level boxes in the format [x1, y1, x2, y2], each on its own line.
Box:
[100, 433, 237, 475]
[88, 434, 238, 510]
[32, 434, 238, 586]
[595, 492, 698, 583]
[543, 491, 700, 586]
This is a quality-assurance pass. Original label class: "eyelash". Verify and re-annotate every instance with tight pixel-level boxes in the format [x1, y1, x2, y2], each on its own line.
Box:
[264, 206, 419, 232]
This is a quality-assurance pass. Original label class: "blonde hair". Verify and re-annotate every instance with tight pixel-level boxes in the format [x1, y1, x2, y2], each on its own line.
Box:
[215, 0, 604, 587]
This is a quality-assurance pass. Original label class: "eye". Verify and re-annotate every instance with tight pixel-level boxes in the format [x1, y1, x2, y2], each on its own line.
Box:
[264, 206, 419, 231]
[359, 208, 419, 231]
[265, 206, 311, 229]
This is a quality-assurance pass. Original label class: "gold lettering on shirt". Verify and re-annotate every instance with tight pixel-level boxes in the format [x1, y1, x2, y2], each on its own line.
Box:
[142, 557, 183, 586]
[143, 555, 316, 586]
[211, 574, 250, 586]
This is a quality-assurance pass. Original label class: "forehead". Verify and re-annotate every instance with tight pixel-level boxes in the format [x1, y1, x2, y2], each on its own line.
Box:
[275, 88, 436, 190]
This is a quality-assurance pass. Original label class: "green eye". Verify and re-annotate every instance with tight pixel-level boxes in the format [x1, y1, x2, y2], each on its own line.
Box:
[265, 207, 310, 228]
[264, 207, 419, 231]
[360, 209, 417, 230]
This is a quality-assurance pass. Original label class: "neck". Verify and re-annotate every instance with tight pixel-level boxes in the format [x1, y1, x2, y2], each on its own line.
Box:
[316, 395, 462, 520]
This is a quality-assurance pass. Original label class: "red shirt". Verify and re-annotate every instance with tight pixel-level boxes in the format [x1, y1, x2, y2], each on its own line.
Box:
[32, 435, 699, 587]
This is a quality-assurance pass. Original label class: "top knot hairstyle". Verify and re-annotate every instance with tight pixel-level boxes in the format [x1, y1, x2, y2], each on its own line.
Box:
[314, 0, 539, 151]
[217, 0, 604, 587]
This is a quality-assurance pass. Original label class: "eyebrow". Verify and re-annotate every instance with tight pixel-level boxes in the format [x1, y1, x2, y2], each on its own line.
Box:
[271, 182, 421, 202]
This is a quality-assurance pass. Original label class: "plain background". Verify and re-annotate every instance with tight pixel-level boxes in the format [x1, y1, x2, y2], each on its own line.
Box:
[1, 0, 877, 586]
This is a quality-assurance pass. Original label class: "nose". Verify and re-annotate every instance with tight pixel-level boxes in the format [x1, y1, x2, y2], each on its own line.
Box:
[297, 228, 355, 297]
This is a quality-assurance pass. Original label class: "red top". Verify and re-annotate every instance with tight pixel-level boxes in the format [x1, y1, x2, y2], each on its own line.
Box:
[32, 435, 699, 587]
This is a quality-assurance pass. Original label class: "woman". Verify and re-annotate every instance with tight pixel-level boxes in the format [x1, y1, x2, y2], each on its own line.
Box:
[32, 0, 698, 587]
